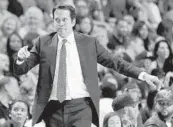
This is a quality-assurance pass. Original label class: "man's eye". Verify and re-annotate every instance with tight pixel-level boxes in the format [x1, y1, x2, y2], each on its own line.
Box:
[55, 19, 60, 23]
[63, 18, 67, 22]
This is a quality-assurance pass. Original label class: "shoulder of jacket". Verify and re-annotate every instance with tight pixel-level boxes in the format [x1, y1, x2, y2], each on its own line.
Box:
[75, 31, 96, 40]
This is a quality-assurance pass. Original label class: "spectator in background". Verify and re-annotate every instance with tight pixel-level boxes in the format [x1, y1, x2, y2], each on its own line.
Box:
[106, 16, 116, 33]
[76, 16, 94, 35]
[122, 79, 142, 102]
[149, 39, 173, 77]
[103, 93, 142, 127]
[75, 0, 90, 18]
[0, 0, 14, 28]
[132, 21, 157, 60]
[6, 32, 23, 74]
[157, 0, 173, 17]
[0, 54, 20, 120]
[99, 74, 117, 127]
[125, 36, 145, 62]
[91, 26, 109, 50]
[141, 0, 162, 29]
[5, 100, 31, 127]
[140, 90, 158, 123]
[3, 100, 45, 127]
[107, 18, 129, 51]
[123, 15, 135, 36]
[145, 88, 173, 127]
[0, 16, 20, 53]
[157, 11, 173, 49]
[19, 6, 47, 39]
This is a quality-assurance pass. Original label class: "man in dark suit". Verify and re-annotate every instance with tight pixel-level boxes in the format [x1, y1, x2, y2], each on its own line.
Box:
[14, 4, 161, 127]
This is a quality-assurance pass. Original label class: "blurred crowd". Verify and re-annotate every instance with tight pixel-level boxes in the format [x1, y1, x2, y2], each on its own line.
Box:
[1, 0, 173, 126]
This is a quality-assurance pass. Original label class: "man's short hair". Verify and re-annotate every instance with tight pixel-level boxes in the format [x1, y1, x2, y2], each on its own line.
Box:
[52, 4, 76, 20]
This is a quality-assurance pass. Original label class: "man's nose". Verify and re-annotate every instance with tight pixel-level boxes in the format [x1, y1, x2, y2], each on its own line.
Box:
[16, 111, 22, 115]
[59, 21, 65, 26]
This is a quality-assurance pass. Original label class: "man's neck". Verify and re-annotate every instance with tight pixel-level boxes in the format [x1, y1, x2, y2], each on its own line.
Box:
[12, 121, 25, 127]
[58, 31, 74, 39]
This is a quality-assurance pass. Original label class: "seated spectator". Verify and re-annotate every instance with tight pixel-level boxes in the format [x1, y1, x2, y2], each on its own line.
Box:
[157, 13, 173, 49]
[149, 39, 173, 75]
[107, 18, 129, 51]
[91, 26, 109, 50]
[132, 21, 157, 61]
[103, 93, 143, 127]
[145, 88, 173, 127]
[0, 0, 15, 28]
[125, 36, 145, 62]
[140, 90, 158, 123]
[99, 74, 117, 127]
[6, 100, 31, 127]
[19, 67, 39, 114]
[123, 15, 135, 36]
[19, 6, 47, 39]
[6, 32, 23, 74]
[0, 16, 20, 53]
[0, 54, 20, 119]
[2, 100, 45, 127]
[75, 0, 90, 18]
[122, 79, 142, 102]
[76, 16, 94, 35]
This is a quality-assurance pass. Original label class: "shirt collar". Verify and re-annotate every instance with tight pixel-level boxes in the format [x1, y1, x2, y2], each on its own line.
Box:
[57, 32, 75, 44]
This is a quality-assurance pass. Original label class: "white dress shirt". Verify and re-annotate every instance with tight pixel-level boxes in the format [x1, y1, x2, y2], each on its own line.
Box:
[49, 32, 90, 101]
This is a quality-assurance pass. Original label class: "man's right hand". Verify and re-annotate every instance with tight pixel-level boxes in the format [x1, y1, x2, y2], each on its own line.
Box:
[17, 45, 30, 61]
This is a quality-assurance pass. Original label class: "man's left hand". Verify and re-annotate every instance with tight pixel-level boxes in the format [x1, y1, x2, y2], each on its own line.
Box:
[143, 73, 163, 90]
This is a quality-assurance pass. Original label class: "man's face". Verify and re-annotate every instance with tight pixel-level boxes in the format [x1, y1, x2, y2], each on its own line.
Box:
[139, 25, 148, 39]
[79, 17, 92, 34]
[3, 18, 17, 36]
[27, 14, 40, 28]
[53, 9, 75, 38]
[155, 100, 173, 118]
[116, 20, 129, 37]
[0, 0, 8, 10]
[10, 102, 28, 124]
[108, 115, 121, 127]
[76, 0, 89, 17]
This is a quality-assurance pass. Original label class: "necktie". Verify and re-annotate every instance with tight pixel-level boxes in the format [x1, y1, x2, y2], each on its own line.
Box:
[57, 39, 67, 103]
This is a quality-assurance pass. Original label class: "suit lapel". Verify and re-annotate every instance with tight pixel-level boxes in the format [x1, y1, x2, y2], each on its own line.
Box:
[50, 33, 58, 81]
[74, 32, 87, 83]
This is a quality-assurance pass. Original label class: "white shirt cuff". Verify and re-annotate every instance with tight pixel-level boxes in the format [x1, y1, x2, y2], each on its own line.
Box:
[138, 72, 147, 81]
[16, 60, 24, 65]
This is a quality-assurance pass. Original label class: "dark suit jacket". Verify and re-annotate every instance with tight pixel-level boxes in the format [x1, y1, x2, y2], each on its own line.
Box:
[13, 32, 142, 126]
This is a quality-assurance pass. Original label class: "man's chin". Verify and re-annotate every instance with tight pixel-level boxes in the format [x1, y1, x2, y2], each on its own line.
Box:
[160, 111, 172, 119]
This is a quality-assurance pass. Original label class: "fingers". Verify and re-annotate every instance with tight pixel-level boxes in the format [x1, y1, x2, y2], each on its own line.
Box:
[24, 45, 28, 52]
[146, 80, 156, 90]
[18, 46, 30, 60]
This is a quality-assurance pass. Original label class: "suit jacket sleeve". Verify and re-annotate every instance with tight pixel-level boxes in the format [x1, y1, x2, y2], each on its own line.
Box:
[95, 39, 142, 79]
[13, 37, 40, 75]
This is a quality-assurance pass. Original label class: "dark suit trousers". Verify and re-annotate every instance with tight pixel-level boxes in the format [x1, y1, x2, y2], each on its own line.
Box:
[41, 98, 92, 127]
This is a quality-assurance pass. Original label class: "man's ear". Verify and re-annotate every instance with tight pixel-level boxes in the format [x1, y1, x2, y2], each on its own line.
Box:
[9, 114, 11, 118]
[72, 18, 76, 27]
